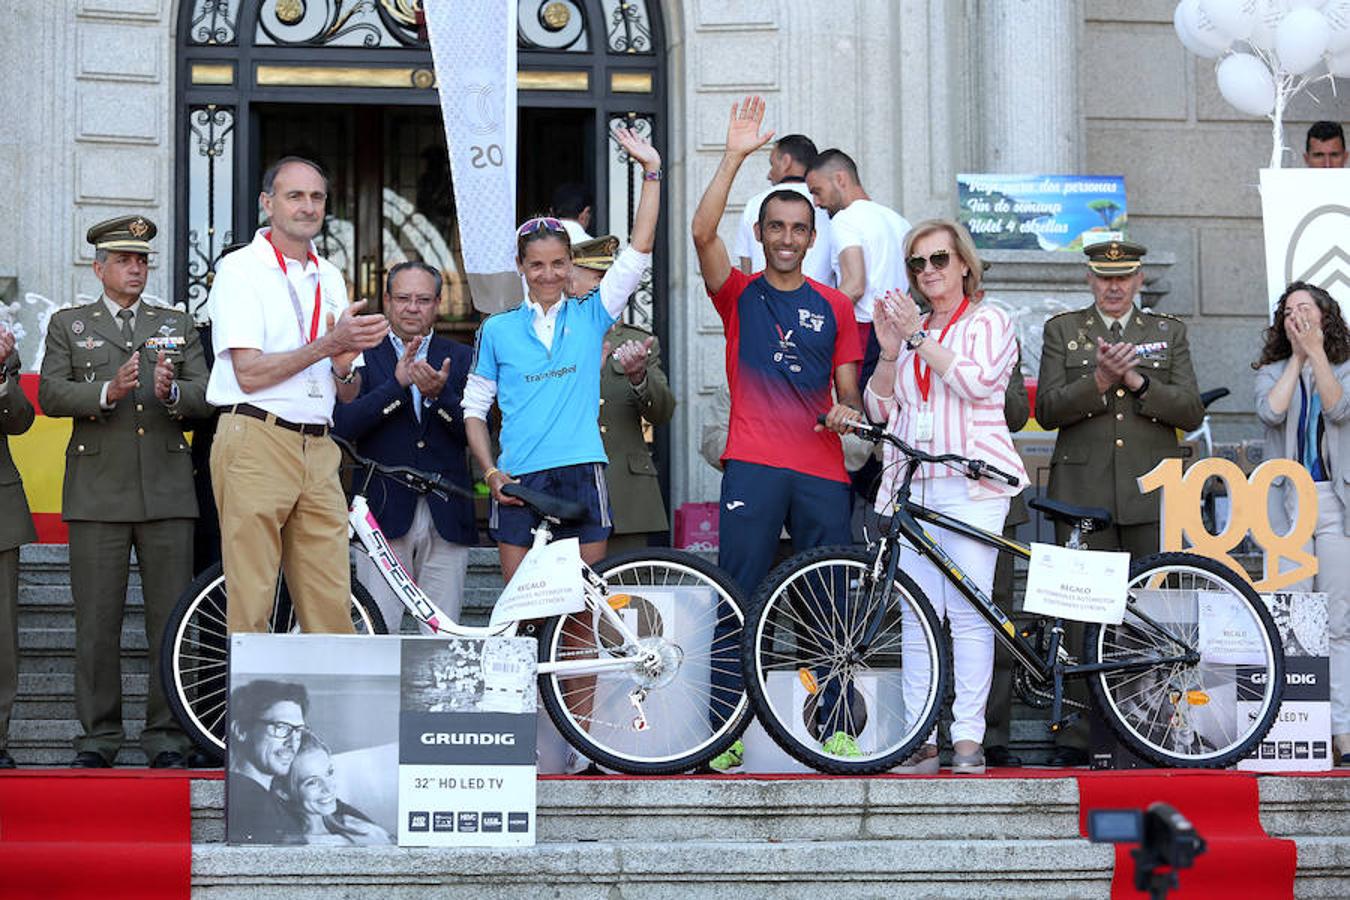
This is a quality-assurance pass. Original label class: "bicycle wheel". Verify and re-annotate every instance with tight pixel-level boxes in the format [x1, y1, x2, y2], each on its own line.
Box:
[1084, 551, 1284, 768]
[536, 548, 753, 775]
[161, 561, 387, 754]
[742, 546, 950, 775]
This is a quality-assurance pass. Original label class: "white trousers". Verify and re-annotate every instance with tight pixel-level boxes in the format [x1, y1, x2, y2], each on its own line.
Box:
[899, 477, 1009, 746]
[1289, 483, 1350, 734]
[355, 498, 469, 635]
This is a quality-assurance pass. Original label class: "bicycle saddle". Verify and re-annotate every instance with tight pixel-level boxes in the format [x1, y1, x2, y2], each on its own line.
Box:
[500, 483, 588, 523]
[1028, 497, 1114, 531]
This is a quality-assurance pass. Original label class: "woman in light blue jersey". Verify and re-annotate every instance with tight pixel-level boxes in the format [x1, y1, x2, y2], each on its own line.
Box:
[462, 127, 662, 582]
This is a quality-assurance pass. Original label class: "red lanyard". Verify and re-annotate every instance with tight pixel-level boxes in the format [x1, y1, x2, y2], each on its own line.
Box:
[265, 232, 323, 343]
[913, 296, 970, 403]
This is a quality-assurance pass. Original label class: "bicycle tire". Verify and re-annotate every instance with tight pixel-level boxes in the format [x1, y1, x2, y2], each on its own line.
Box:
[741, 545, 950, 775]
[1084, 551, 1285, 769]
[161, 561, 387, 754]
[536, 548, 753, 775]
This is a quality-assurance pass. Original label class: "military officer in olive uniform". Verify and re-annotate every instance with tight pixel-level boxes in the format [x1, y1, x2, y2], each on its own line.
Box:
[569, 236, 677, 553]
[1035, 239, 1204, 765]
[38, 216, 212, 768]
[0, 327, 37, 769]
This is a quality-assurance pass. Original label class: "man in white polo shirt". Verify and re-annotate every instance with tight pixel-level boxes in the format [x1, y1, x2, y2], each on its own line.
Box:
[733, 133, 834, 286]
[206, 156, 389, 634]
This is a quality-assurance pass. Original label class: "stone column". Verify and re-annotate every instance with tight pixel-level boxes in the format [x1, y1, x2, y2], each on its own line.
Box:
[976, 0, 1082, 173]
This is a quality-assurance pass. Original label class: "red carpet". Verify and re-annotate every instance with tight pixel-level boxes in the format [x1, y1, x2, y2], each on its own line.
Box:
[1076, 771, 1298, 899]
[0, 771, 191, 900]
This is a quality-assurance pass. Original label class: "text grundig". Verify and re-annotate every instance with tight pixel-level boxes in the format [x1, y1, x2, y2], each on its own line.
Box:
[420, 732, 518, 746]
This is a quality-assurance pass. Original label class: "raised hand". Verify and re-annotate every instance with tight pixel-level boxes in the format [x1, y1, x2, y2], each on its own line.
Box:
[613, 126, 661, 174]
[611, 336, 655, 384]
[153, 350, 176, 402]
[410, 356, 451, 401]
[106, 354, 139, 404]
[725, 95, 775, 159]
[394, 335, 422, 387]
[327, 299, 389, 372]
[1286, 311, 1324, 361]
[872, 293, 907, 356]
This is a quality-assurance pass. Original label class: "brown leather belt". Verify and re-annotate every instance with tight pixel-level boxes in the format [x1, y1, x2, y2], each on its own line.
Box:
[227, 403, 329, 437]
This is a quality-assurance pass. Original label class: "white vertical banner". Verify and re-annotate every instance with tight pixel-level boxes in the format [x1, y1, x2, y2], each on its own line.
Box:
[1260, 168, 1350, 318]
[424, 0, 522, 314]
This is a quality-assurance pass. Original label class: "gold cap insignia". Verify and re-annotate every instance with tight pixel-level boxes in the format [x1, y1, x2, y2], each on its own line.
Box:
[129, 217, 150, 239]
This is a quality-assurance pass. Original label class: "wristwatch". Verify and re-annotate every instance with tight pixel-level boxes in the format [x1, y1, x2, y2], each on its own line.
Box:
[1128, 372, 1150, 398]
[332, 366, 357, 384]
[905, 329, 929, 351]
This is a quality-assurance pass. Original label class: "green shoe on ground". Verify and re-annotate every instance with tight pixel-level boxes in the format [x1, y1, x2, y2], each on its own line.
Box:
[707, 739, 745, 773]
[822, 731, 863, 758]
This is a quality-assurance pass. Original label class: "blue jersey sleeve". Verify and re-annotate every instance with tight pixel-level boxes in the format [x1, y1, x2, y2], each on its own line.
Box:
[471, 318, 499, 382]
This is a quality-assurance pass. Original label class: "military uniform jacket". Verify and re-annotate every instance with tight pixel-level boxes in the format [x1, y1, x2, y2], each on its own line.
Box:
[1035, 305, 1204, 526]
[600, 323, 676, 534]
[38, 299, 211, 523]
[0, 353, 37, 551]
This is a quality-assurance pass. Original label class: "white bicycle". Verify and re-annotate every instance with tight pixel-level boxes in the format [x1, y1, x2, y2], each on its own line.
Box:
[161, 440, 752, 774]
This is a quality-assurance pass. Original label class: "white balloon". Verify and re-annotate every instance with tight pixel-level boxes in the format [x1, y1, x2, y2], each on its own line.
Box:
[1180, 0, 1236, 54]
[1250, 0, 1291, 51]
[1324, 0, 1350, 52]
[1217, 52, 1279, 114]
[1289, 0, 1326, 8]
[1275, 6, 1331, 72]
[1328, 46, 1350, 73]
[1202, 0, 1259, 40]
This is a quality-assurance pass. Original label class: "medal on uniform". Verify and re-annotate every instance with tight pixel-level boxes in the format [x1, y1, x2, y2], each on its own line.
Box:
[914, 407, 935, 442]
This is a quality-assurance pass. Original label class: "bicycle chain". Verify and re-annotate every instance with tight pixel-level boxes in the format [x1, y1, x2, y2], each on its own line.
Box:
[1013, 667, 1089, 712]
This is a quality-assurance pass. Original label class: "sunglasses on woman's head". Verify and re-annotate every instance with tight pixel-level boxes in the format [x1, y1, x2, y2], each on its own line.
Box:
[905, 250, 952, 274]
[516, 216, 566, 238]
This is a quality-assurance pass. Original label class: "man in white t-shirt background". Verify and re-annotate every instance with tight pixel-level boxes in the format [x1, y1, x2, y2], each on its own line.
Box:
[733, 134, 835, 286]
[805, 149, 912, 350]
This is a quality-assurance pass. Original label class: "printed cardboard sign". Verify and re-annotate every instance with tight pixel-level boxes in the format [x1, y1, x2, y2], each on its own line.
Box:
[226, 634, 538, 848]
[1023, 543, 1130, 624]
[489, 536, 586, 627]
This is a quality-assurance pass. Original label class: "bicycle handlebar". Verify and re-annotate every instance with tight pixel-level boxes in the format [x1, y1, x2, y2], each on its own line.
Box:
[332, 435, 474, 503]
[817, 414, 1020, 488]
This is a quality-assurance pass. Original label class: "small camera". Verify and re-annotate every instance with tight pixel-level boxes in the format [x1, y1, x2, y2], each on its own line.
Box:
[1088, 802, 1206, 899]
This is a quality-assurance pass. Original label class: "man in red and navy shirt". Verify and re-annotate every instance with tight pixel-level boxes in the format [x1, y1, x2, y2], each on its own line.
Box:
[692, 95, 864, 601]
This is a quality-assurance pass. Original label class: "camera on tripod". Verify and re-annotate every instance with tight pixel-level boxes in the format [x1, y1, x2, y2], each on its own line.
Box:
[1087, 802, 1207, 899]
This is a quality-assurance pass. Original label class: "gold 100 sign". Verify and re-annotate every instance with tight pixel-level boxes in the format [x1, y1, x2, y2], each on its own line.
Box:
[1138, 458, 1318, 593]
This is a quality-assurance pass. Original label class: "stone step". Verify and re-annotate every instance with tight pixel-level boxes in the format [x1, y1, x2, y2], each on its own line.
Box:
[187, 776, 1086, 846]
[16, 671, 148, 699]
[6, 719, 149, 765]
[189, 838, 1115, 898]
[18, 625, 148, 653]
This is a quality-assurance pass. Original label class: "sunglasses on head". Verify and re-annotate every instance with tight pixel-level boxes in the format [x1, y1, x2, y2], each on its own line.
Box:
[516, 216, 566, 238]
[905, 250, 952, 274]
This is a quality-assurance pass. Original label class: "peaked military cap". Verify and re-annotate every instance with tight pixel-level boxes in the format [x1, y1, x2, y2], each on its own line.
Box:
[1084, 239, 1145, 276]
[572, 235, 620, 271]
[87, 215, 157, 254]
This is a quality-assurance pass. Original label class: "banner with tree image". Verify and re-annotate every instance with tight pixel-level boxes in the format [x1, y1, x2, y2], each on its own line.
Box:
[957, 174, 1127, 252]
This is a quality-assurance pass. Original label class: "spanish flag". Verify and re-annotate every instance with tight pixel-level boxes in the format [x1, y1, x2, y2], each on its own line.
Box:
[12, 373, 71, 543]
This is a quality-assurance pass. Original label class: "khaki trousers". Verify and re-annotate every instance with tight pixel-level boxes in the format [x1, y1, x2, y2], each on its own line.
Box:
[67, 518, 193, 761]
[0, 548, 17, 751]
[211, 412, 353, 635]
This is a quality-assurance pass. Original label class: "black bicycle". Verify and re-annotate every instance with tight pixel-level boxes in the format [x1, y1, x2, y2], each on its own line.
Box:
[740, 419, 1285, 774]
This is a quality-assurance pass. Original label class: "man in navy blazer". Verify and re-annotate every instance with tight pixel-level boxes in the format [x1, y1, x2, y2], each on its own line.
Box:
[334, 261, 476, 631]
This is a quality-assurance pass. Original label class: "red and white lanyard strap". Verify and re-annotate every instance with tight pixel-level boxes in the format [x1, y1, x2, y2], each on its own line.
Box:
[913, 295, 970, 402]
[265, 232, 323, 344]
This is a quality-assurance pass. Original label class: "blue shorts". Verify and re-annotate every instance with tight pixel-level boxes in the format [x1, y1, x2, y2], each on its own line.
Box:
[489, 462, 613, 547]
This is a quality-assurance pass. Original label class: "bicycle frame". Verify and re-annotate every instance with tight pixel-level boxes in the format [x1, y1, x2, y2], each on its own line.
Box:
[347, 494, 649, 679]
[867, 454, 1197, 691]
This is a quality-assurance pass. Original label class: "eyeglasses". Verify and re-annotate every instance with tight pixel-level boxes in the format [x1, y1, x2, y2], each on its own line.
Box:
[260, 720, 309, 741]
[390, 293, 438, 308]
[905, 250, 952, 274]
[516, 216, 566, 238]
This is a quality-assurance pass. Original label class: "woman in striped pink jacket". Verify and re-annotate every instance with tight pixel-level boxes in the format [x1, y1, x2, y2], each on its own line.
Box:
[863, 218, 1027, 775]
